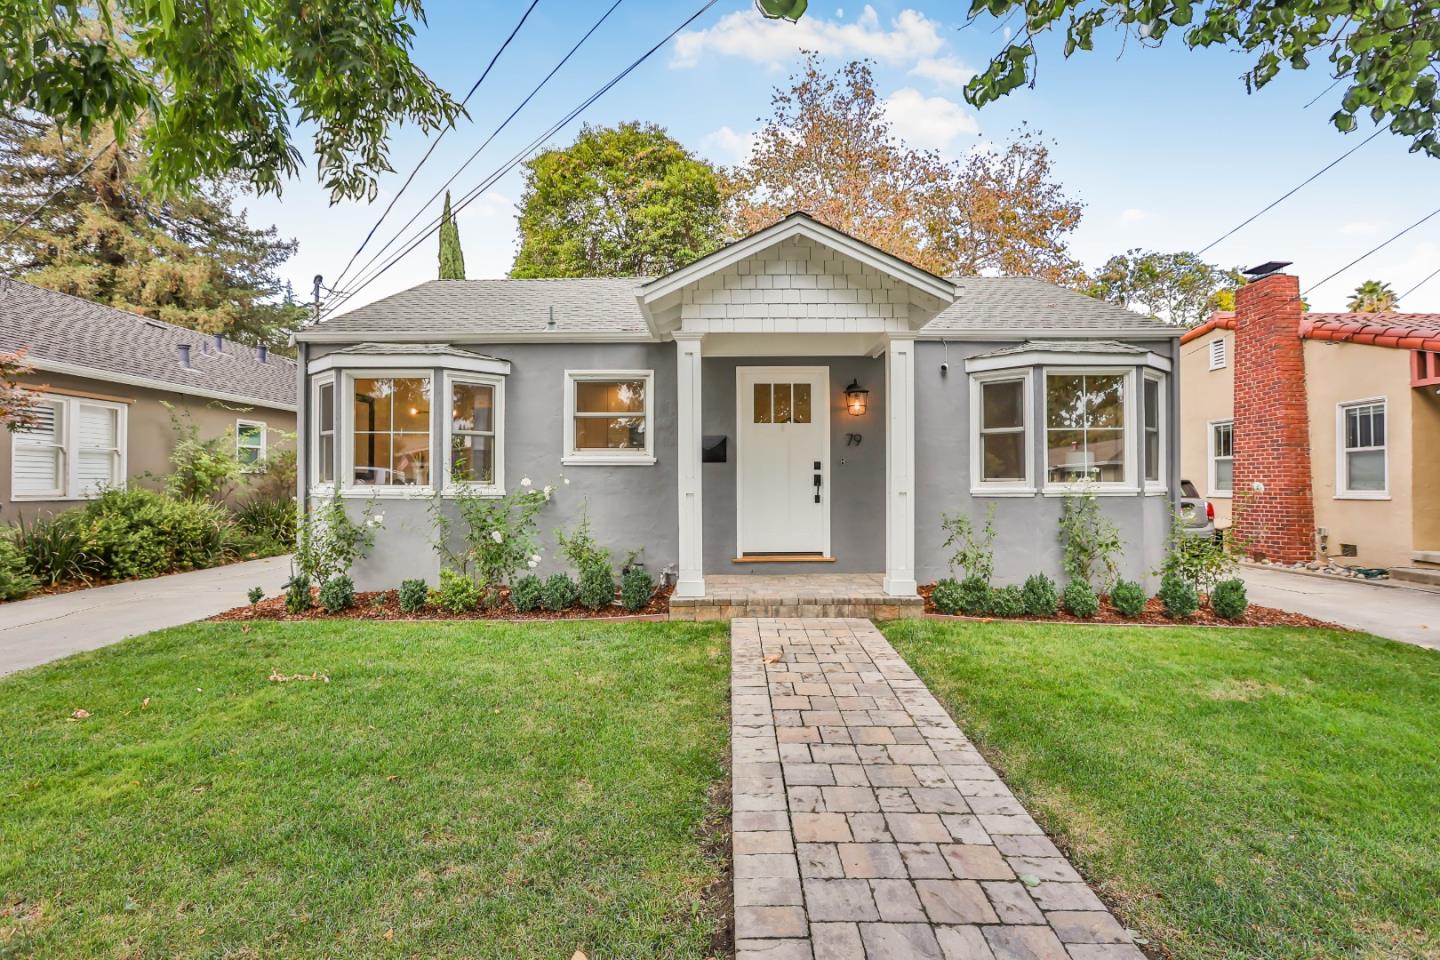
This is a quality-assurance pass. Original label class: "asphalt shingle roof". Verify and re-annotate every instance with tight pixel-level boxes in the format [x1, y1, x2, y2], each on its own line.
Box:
[0, 280, 297, 408]
[928, 276, 1176, 335]
[972, 339, 1148, 360]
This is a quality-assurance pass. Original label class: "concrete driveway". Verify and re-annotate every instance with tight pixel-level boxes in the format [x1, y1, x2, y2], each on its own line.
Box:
[0, 555, 291, 676]
[1240, 565, 1440, 651]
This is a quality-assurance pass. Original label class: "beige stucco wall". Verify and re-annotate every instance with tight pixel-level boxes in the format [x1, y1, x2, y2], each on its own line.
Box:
[1179, 327, 1235, 526]
[1303, 340, 1414, 568]
[2, 370, 295, 524]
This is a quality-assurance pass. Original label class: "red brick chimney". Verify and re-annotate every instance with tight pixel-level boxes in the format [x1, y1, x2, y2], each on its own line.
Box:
[1231, 271, 1316, 563]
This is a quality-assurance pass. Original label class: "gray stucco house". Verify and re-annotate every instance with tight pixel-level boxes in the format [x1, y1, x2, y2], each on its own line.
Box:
[293, 214, 1181, 597]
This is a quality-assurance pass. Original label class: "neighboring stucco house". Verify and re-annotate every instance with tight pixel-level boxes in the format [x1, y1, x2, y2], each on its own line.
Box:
[294, 214, 1182, 596]
[1, 280, 297, 520]
[1179, 266, 1440, 576]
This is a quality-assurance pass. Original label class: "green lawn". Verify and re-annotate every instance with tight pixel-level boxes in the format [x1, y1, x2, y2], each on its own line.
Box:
[883, 620, 1440, 960]
[0, 620, 730, 959]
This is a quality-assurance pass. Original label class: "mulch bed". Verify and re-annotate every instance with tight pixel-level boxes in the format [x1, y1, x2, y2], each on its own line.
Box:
[917, 583, 1339, 629]
[210, 583, 675, 623]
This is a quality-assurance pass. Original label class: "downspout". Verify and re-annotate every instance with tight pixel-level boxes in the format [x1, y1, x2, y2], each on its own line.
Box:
[296, 341, 309, 521]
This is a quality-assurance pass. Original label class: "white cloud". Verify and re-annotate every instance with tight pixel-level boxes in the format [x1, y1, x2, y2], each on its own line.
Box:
[1341, 221, 1380, 235]
[908, 56, 977, 88]
[671, 5, 945, 70]
[882, 88, 979, 152]
[1120, 208, 1149, 223]
[700, 125, 760, 165]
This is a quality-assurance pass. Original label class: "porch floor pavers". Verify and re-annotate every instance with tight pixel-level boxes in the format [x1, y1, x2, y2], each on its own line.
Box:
[731, 617, 1141, 960]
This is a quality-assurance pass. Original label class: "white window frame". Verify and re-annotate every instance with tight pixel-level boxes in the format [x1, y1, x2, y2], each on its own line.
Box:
[1336, 397, 1389, 500]
[1142, 372, 1167, 494]
[339, 369, 436, 499]
[1207, 418, 1234, 499]
[562, 369, 656, 466]
[1208, 337, 1227, 370]
[1041, 366, 1138, 495]
[310, 372, 338, 493]
[235, 418, 267, 473]
[968, 369, 1034, 496]
[441, 371, 505, 497]
[10, 395, 127, 501]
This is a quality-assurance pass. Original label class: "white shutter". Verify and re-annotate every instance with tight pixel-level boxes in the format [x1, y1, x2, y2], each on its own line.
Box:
[11, 400, 64, 498]
[75, 403, 121, 495]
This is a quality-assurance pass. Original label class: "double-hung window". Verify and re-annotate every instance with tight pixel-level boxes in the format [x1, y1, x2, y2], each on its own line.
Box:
[444, 373, 504, 493]
[1338, 399, 1387, 498]
[1209, 420, 1233, 497]
[312, 375, 337, 486]
[11, 395, 126, 500]
[969, 371, 1032, 494]
[1142, 374, 1166, 491]
[236, 419, 267, 472]
[1045, 371, 1129, 488]
[563, 370, 655, 464]
[350, 375, 432, 487]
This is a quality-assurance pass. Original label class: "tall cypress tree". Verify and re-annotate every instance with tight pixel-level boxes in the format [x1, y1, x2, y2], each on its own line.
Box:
[438, 190, 466, 280]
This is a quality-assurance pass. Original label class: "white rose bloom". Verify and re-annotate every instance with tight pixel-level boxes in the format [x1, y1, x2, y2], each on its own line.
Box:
[520, 477, 532, 487]
[531, 554, 542, 563]
[527, 559, 538, 568]
[491, 530, 504, 544]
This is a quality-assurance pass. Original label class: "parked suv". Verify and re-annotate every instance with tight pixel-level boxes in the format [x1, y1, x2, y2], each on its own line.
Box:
[1179, 480, 1217, 541]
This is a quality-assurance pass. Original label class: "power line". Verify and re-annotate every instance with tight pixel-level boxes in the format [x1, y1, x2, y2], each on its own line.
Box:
[1299, 204, 1440, 298]
[1398, 263, 1440, 304]
[332, 0, 627, 297]
[0, 139, 116, 251]
[331, 0, 544, 290]
[1196, 125, 1387, 257]
[321, 0, 720, 320]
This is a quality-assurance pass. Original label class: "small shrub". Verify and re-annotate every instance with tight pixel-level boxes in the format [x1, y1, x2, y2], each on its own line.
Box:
[956, 575, 992, 615]
[284, 576, 312, 614]
[510, 574, 544, 612]
[370, 592, 388, 608]
[398, 578, 429, 613]
[15, 512, 90, 585]
[1020, 574, 1058, 617]
[1159, 509, 1236, 594]
[0, 536, 37, 601]
[578, 562, 615, 611]
[556, 506, 609, 573]
[247, 586, 265, 605]
[1158, 572, 1199, 618]
[234, 495, 297, 545]
[541, 572, 578, 612]
[620, 566, 654, 612]
[989, 584, 1025, 618]
[941, 506, 996, 581]
[1058, 486, 1123, 590]
[1062, 579, 1099, 618]
[1110, 580, 1146, 618]
[318, 574, 355, 613]
[1211, 578, 1249, 620]
[931, 577, 964, 614]
[433, 568, 483, 614]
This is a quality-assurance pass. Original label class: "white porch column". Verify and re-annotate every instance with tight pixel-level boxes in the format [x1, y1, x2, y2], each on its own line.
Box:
[883, 334, 918, 596]
[674, 332, 706, 597]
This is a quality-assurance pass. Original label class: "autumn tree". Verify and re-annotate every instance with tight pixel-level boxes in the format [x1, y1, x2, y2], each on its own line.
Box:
[727, 57, 1084, 283]
[0, 351, 41, 433]
[511, 123, 725, 278]
[1086, 250, 1245, 326]
[438, 190, 466, 280]
[1347, 279, 1398, 312]
[0, 115, 308, 347]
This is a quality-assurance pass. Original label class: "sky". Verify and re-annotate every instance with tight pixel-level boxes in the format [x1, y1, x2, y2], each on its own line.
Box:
[245, 0, 1440, 317]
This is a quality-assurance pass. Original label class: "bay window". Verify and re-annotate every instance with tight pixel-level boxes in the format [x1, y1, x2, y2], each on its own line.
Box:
[563, 370, 655, 464]
[11, 395, 126, 500]
[314, 377, 336, 484]
[351, 375, 431, 486]
[1142, 374, 1165, 490]
[1338, 399, 1387, 498]
[445, 373, 504, 493]
[1045, 371, 1129, 488]
[969, 370, 1032, 494]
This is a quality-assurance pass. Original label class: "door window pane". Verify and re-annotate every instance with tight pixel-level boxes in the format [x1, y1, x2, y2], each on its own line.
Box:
[792, 383, 812, 424]
[773, 383, 793, 424]
[753, 383, 772, 424]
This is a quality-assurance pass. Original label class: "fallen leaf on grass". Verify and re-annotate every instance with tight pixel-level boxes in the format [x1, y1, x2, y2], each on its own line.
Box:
[69, 709, 90, 721]
[382, 928, 394, 941]
[572, 951, 588, 960]
[268, 672, 330, 684]
[141, 697, 150, 708]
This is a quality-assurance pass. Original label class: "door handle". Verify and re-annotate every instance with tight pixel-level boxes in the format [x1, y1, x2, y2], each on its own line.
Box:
[813, 464, 823, 503]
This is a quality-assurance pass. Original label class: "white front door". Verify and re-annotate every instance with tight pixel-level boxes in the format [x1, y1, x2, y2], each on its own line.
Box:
[737, 366, 830, 556]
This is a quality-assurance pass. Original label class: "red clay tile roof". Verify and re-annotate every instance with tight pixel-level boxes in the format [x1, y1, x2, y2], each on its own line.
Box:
[1180, 312, 1235, 344]
[1181, 310, 1440, 351]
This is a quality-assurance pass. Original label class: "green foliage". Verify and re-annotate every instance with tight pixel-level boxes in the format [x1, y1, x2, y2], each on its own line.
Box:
[0, 6, 460, 200]
[433, 568, 483, 614]
[77, 488, 230, 580]
[294, 494, 379, 590]
[931, 578, 964, 615]
[1347, 279, 1398, 313]
[162, 405, 241, 501]
[284, 576, 311, 614]
[438, 190, 466, 280]
[541, 573, 579, 613]
[247, 586, 264, 606]
[1211, 578, 1249, 621]
[510, 574, 545, 613]
[14, 511, 88, 586]
[1160, 510, 1236, 593]
[989, 584, 1026, 619]
[0, 535, 37, 601]
[232, 495, 297, 553]
[941, 506, 996, 581]
[398, 578, 429, 614]
[1062, 579, 1100, 619]
[1059, 487, 1123, 590]
[621, 567, 654, 613]
[956, 575, 992, 615]
[1111, 580, 1147, 618]
[318, 575, 355, 614]
[511, 122, 725, 278]
[432, 482, 553, 588]
[578, 563, 616, 611]
[556, 506, 609, 573]
[1159, 573, 1200, 619]
[1087, 250, 1245, 326]
[1021, 573, 1059, 617]
[755, 0, 809, 20]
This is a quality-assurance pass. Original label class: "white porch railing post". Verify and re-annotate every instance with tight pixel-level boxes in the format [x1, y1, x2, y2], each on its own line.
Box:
[674, 332, 706, 597]
[883, 334, 918, 597]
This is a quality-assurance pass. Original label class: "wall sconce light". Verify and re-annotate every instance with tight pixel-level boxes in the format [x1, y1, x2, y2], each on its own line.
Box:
[844, 379, 869, 416]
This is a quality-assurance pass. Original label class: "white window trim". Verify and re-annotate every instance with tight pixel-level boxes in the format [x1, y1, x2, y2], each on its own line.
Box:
[1041, 366, 1139, 496]
[1207, 418, 1234, 500]
[309, 372, 337, 495]
[1335, 397, 1389, 500]
[441, 370, 505, 497]
[236, 418, 267, 474]
[1142, 372, 1168, 495]
[338, 368, 436, 499]
[562, 369, 656, 466]
[1208, 338, 1227, 370]
[10, 395, 127, 501]
[968, 369, 1034, 496]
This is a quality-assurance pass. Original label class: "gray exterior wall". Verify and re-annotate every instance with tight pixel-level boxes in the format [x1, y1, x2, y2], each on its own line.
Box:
[303, 342, 678, 591]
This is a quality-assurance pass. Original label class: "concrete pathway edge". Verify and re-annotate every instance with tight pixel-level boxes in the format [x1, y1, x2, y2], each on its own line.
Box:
[732, 617, 1142, 960]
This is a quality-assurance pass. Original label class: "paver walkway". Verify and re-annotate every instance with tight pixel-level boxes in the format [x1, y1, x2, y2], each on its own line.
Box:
[732, 618, 1143, 960]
